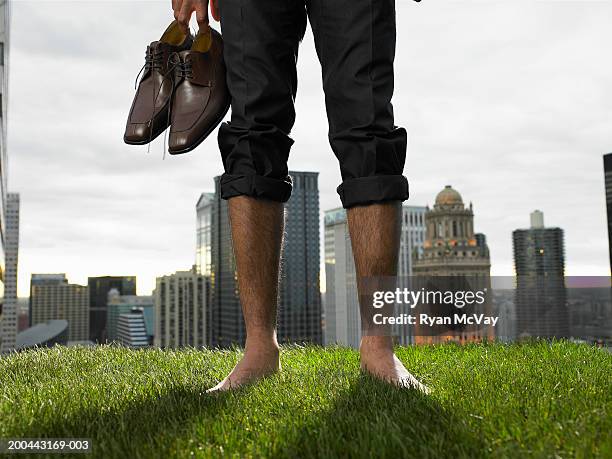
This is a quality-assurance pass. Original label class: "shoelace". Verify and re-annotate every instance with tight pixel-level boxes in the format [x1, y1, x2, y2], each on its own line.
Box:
[177, 58, 194, 80]
[133, 45, 182, 158]
[133, 45, 165, 90]
[162, 52, 184, 159]
[132, 41, 198, 159]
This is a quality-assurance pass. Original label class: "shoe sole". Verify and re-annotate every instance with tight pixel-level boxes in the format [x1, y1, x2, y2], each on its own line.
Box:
[167, 97, 231, 155]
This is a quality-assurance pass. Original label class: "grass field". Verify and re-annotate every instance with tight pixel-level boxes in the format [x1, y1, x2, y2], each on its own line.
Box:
[0, 341, 610, 458]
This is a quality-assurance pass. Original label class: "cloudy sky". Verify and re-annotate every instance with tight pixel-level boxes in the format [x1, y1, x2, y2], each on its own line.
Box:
[7, 0, 612, 297]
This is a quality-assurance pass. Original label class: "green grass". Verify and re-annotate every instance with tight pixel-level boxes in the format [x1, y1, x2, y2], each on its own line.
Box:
[0, 342, 610, 458]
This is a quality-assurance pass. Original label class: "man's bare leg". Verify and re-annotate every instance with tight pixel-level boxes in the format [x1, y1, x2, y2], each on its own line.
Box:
[347, 202, 429, 393]
[207, 196, 283, 392]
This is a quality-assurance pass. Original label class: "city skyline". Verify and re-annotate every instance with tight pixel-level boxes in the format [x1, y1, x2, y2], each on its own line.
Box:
[6, 2, 612, 297]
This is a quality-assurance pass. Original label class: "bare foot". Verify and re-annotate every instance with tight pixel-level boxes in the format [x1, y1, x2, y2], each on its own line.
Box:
[206, 345, 280, 393]
[360, 337, 430, 394]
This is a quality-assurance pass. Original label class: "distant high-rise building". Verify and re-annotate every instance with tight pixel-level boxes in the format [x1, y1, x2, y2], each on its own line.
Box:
[323, 205, 427, 347]
[30, 275, 89, 342]
[399, 206, 427, 278]
[413, 185, 493, 345]
[413, 186, 491, 277]
[0, 1, 11, 354]
[278, 171, 322, 344]
[513, 210, 568, 338]
[323, 208, 359, 348]
[398, 206, 428, 344]
[29, 274, 67, 327]
[1, 193, 19, 352]
[209, 178, 240, 347]
[17, 302, 28, 333]
[88, 276, 136, 343]
[196, 192, 214, 275]
[604, 153, 612, 273]
[106, 289, 154, 344]
[154, 267, 208, 348]
[208, 171, 322, 347]
[117, 309, 149, 348]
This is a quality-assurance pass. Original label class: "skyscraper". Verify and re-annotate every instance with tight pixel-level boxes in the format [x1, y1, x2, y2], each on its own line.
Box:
[117, 309, 149, 348]
[154, 267, 208, 348]
[207, 171, 322, 347]
[399, 206, 427, 278]
[398, 206, 428, 344]
[413, 185, 493, 345]
[106, 289, 154, 344]
[513, 210, 568, 338]
[196, 192, 214, 275]
[323, 208, 359, 348]
[28, 274, 66, 327]
[0, 0, 11, 354]
[278, 171, 322, 344]
[604, 153, 612, 273]
[413, 186, 491, 277]
[323, 205, 427, 347]
[30, 274, 89, 342]
[209, 177, 240, 347]
[88, 276, 136, 343]
[0, 193, 18, 352]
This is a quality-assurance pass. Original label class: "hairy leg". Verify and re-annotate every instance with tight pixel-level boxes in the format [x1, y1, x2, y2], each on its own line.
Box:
[347, 202, 429, 393]
[207, 196, 284, 392]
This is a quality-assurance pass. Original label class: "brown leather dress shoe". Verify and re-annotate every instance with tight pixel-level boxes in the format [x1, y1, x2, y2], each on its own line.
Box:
[168, 28, 231, 155]
[124, 21, 193, 145]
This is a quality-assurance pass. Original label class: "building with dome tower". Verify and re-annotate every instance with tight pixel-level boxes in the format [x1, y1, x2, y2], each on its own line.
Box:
[413, 186, 490, 277]
[412, 185, 493, 344]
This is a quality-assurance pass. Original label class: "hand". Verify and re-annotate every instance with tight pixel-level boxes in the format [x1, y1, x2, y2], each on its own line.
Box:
[172, 0, 220, 35]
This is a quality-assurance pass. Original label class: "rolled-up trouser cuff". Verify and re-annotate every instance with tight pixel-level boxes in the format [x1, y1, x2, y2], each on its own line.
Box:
[220, 174, 293, 203]
[337, 175, 409, 208]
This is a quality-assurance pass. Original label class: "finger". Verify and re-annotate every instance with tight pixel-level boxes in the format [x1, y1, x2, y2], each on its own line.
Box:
[210, 0, 220, 22]
[178, 1, 194, 34]
[195, 0, 209, 30]
[173, 0, 183, 21]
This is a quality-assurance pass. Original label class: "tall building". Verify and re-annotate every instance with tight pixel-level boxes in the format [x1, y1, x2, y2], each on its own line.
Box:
[399, 206, 427, 278]
[207, 171, 322, 347]
[0, 193, 18, 352]
[208, 177, 239, 347]
[604, 153, 612, 273]
[29, 274, 67, 326]
[323, 205, 427, 347]
[398, 206, 428, 344]
[413, 186, 491, 277]
[196, 192, 214, 275]
[278, 171, 322, 344]
[30, 274, 89, 342]
[106, 289, 154, 344]
[412, 185, 493, 345]
[17, 298, 28, 332]
[88, 276, 136, 343]
[117, 309, 149, 348]
[513, 210, 568, 338]
[0, 0, 11, 354]
[154, 267, 208, 348]
[323, 208, 359, 348]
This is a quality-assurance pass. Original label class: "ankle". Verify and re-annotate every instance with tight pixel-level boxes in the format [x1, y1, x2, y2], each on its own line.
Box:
[360, 336, 394, 355]
[244, 334, 280, 357]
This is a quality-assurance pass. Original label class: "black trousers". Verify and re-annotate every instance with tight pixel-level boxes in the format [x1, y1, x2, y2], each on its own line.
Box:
[218, 0, 408, 208]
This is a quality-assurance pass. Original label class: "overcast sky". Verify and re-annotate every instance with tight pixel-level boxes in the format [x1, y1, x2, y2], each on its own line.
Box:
[7, 1, 612, 296]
